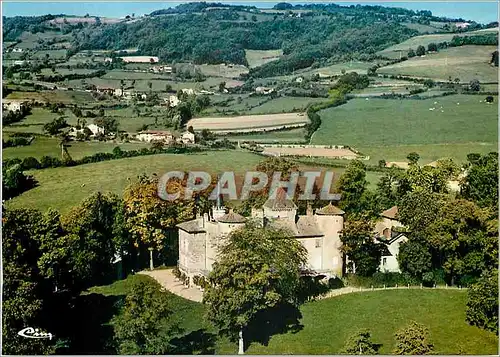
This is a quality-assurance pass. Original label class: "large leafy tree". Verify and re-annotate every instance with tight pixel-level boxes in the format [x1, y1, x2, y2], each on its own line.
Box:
[340, 329, 379, 355]
[397, 240, 432, 281]
[337, 160, 368, 214]
[461, 152, 498, 208]
[466, 269, 498, 334]
[123, 175, 197, 268]
[113, 279, 179, 354]
[340, 217, 381, 276]
[61, 192, 122, 290]
[203, 223, 307, 354]
[393, 321, 434, 355]
[2, 208, 63, 355]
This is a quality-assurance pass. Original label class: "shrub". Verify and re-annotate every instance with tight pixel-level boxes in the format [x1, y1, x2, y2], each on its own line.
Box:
[172, 266, 181, 279]
[466, 269, 498, 334]
[328, 277, 344, 289]
[393, 321, 434, 355]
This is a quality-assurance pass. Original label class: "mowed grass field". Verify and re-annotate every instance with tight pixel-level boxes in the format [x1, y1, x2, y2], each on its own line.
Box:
[7, 151, 264, 213]
[245, 49, 283, 68]
[377, 45, 498, 82]
[312, 94, 498, 164]
[88, 275, 498, 355]
[249, 96, 326, 114]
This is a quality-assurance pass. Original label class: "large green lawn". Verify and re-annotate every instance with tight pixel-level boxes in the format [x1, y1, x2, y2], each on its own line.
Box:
[312, 94, 498, 164]
[7, 151, 263, 213]
[87, 274, 498, 355]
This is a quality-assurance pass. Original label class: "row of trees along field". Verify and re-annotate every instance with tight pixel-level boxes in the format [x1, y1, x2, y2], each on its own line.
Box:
[3, 152, 497, 354]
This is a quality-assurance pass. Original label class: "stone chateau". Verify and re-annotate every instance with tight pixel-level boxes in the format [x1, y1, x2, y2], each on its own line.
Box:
[177, 189, 407, 281]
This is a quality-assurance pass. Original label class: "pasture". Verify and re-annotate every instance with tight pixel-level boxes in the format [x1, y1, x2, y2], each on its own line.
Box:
[187, 113, 309, 133]
[377, 45, 498, 83]
[249, 96, 326, 114]
[312, 94, 498, 163]
[245, 49, 283, 68]
[5, 90, 95, 104]
[2, 136, 150, 160]
[377, 28, 499, 56]
[87, 275, 498, 355]
[7, 151, 264, 213]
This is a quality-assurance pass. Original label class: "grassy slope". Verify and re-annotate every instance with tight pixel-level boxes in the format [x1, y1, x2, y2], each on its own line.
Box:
[7, 151, 263, 213]
[88, 275, 498, 355]
[377, 45, 498, 82]
[377, 28, 499, 55]
[312, 94, 498, 164]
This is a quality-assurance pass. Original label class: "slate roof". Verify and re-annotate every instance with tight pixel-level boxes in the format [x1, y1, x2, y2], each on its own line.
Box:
[263, 187, 297, 211]
[381, 206, 398, 220]
[176, 219, 205, 233]
[316, 202, 344, 216]
[268, 217, 323, 238]
[218, 211, 246, 224]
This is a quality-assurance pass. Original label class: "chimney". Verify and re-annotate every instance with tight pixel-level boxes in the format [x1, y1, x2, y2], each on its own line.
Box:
[306, 202, 313, 216]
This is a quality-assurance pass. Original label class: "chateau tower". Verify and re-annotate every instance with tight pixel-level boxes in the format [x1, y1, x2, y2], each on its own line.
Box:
[262, 187, 297, 224]
[314, 202, 345, 276]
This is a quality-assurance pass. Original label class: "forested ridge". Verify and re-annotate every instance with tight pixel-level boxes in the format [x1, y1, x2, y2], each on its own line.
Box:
[71, 10, 417, 72]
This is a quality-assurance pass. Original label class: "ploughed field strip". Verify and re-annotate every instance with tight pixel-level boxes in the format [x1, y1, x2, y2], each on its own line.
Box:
[187, 113, 309, 132]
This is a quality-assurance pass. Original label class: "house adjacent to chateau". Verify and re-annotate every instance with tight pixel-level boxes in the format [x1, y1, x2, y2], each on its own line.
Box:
[374, 206, 408, 273]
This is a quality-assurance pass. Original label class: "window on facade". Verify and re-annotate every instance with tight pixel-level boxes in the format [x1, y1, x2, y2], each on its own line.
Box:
[382, 258, 387, 266]
[315, 239, 321, 248]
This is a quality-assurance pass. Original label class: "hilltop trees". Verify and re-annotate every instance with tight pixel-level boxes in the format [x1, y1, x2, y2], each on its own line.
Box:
[204, 223, 307, 354]
[416, 45, 426, 56]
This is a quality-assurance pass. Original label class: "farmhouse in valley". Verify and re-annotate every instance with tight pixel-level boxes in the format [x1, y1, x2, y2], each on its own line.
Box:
[177, 188, 407, 281]
[2, 99, 27, 112]
[136, 130, 174, 143]
[180, 131, 196, 143]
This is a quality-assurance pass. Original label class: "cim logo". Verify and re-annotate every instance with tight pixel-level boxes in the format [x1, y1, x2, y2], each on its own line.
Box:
[18, 327, 53, 340]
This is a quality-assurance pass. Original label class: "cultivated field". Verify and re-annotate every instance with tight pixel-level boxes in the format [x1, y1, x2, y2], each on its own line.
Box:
[226, 128, 307, 143]
[262, 145, 359, 159]
[48, 16, 123, 24]
[245, 49, 283, 68]
[196, 63, 249, 78]
[378, 45, 498, 83]
[187, 113, 309, 133]
[312, 94, 498, 163]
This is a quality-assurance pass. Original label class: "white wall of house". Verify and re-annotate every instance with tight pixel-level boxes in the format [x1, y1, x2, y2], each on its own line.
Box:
[379, 235, 408, 273]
